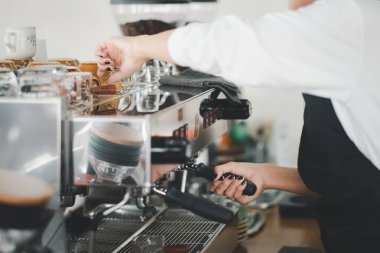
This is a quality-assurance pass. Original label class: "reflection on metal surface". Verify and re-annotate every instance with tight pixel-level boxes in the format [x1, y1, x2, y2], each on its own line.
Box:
[24, 153, 55, 172]
[0, 83, 234, 252]
[71, 85, 228, 189]
[0, 98, 61, 209]
[68, 206, 228, 253]
[68, 206, 149, 253]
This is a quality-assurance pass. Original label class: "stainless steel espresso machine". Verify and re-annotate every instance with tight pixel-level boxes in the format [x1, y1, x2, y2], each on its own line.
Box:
[0, 78, 252, 253]
[65, 82, 252, 253]
[0, 1, 256, 252]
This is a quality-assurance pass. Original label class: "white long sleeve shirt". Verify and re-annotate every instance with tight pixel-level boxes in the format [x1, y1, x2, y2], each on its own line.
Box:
[168, 0, 380, 170]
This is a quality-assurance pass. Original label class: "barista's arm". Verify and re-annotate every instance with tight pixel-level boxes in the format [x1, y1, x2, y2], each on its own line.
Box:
[95, 31, 175, 84]
[96, 0, 361, 100]
[209, 162, 318, 205]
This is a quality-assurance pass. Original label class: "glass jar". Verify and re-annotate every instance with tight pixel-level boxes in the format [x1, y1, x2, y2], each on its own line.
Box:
[61, 72, 93, 106]
[17, 65, 65, 98]
[89, 155, 137, 184]
[0, 68, 18, 97]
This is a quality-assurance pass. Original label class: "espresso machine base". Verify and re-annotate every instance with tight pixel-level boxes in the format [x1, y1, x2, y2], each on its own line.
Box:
[68, 205, 237, 253]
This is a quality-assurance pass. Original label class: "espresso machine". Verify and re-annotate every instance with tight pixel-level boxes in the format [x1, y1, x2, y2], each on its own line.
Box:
[0, 1, 255, 252]
[64, 79, 255, 252]
[0, 77, 253, 253]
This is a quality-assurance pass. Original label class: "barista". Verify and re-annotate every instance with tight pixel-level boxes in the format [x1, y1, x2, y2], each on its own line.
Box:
[95, 0, 380, 252]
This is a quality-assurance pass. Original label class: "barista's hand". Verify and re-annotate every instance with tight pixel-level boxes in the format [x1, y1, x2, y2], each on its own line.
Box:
[95, 30, 174, 84]
[95, 36, 149, 84]
[210, 162, 270, 205]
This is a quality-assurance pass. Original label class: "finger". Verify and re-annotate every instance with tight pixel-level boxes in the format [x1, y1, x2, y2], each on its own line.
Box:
[209, 180, 222, 192]
[95, 49, 110, 60]
[95, 51, 105, 59]
[97, 68, 106, 78]
[95, 41, 109, 57]
[108, 71, 127, 84]
[234, 181, 255, 205]
[216, 162, 252, 179]
[98, 64, 114, 72]
[225, 176, 245, 199]
[214, 162, 240, 181]
[233, 179, 246, 200]
[213, 165, 225, 182]
[97, 65, 114, 78]
[96, 57, 114, 66]
[215, 175, 235, 196]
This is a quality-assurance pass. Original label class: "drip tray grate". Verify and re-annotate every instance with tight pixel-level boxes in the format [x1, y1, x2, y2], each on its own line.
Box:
[118, 208, 225, 253]
[69, 206, 226, 253]
[69, 205, 146, 253]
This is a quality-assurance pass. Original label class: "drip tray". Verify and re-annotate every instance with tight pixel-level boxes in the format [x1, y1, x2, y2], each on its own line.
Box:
[69, 206, 146, 253]
[69, 205, 236, 253]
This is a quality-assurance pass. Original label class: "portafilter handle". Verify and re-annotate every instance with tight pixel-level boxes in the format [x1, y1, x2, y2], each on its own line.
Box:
[181, 163, 257, 196]
[152, 187, 234, 224]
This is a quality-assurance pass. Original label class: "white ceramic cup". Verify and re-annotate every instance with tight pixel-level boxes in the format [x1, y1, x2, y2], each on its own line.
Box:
[4, 26, 36, 60]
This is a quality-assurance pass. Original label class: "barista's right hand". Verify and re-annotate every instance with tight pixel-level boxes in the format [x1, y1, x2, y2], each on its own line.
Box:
[210, 162, 269, 205]
[95, 36, 149, 84]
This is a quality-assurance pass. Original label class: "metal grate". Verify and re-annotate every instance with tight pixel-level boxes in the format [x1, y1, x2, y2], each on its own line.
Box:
[69, 206, 147, 253]
[118, 209, 225, 253]
[69, 206, 225, 253]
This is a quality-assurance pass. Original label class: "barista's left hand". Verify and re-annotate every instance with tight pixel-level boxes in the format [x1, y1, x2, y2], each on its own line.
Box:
[95, 30, 175, 84]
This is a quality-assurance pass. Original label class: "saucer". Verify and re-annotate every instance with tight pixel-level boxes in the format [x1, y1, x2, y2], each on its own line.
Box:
[247, 210, 266, 235]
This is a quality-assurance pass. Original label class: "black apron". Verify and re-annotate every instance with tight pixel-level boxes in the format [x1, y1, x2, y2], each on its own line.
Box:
[298, 94, 380, 253]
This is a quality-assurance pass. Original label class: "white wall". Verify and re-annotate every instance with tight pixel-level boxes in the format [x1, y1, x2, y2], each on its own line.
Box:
[0, 0, 304, 166]
[0, 0, 120, 60]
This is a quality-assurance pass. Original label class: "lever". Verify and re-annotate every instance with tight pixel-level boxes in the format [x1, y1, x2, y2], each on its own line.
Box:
[180, 163, 257, 196]
[153, 187, 234, 224]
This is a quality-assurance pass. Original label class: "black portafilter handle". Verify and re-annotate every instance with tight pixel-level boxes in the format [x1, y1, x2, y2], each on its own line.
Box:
[153, 187, 234, 224]
[186, 163, 257, 196]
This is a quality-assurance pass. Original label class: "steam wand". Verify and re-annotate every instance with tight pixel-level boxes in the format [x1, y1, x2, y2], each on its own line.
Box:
[102, 186, 131, 216]
[87, 187, 132, 253]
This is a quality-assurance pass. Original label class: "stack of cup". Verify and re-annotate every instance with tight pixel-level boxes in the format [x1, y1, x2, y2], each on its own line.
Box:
[4, 27, 36, 69]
